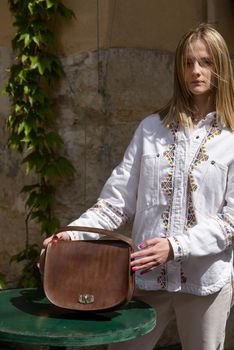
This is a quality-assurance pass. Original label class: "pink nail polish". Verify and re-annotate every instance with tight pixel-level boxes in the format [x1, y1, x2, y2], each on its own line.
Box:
[138, 243, 145, 249]
[52, 235, 58, 244]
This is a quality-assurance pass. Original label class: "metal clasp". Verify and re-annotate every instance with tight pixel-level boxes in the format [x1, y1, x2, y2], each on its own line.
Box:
[78, 294, 95, 304]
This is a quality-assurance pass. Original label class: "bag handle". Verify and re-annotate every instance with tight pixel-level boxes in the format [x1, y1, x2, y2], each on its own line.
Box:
[55, 226, 134, 248]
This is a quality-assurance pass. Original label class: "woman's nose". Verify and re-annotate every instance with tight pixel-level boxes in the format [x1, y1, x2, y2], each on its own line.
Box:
[192, 61, 201, 75]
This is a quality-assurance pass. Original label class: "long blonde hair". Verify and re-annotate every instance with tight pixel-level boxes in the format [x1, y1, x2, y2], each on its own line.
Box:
[159, 23, 234, 130]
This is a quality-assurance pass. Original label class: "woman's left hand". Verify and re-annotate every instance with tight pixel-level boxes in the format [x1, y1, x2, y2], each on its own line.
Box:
[131, 237, 174, 274]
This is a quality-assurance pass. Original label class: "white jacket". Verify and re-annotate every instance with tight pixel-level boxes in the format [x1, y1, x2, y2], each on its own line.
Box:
[68, 113, 234, 296]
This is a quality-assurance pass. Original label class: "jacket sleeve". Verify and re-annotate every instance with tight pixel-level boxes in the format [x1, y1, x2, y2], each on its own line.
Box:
[67, 123, 143, 240]
[168, 161, 234, 261]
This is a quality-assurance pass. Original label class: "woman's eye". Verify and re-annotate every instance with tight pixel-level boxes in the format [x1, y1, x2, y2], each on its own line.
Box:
[200, 58, 212, 67]
[186, 60, 192, 67]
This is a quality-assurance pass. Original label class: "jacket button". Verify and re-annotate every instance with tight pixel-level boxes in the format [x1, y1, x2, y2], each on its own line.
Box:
[196, 136, 199, 139]
[156, 153, 160, 157]
[211, 160, 215, 165]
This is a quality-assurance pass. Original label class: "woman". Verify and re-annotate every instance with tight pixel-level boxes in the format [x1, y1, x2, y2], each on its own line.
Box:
[43, 24, 234, 350]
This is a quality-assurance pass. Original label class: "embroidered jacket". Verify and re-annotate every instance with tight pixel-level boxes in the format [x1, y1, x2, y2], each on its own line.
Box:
[68, 113, 234, 296]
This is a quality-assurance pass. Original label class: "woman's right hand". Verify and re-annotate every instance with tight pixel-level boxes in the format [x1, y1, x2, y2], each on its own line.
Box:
[43, 231, 71, 248]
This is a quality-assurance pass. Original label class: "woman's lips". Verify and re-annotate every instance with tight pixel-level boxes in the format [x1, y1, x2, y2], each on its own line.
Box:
[191, 80, 203, 84]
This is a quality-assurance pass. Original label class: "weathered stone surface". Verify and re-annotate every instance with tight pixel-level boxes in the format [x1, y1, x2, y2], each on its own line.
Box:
[54, 48, 174, 214]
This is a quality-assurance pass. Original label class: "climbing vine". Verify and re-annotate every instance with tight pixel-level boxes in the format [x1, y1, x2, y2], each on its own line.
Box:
[3, 0, 75, 287]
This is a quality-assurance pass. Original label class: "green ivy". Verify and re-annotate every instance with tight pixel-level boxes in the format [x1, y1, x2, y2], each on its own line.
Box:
[3, 0, 75, 287]
[0, 273, 6, 290]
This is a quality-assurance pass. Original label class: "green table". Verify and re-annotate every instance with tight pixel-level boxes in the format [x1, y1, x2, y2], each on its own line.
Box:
[0, 288, 156, 348]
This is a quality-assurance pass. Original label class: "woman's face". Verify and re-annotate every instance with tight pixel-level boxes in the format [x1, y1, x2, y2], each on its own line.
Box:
[184, 39, 215, 98]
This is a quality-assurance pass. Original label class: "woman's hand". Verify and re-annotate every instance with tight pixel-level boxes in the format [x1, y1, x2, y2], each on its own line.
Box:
[131, 237, 174, 274]
[43, 232, 71, 248]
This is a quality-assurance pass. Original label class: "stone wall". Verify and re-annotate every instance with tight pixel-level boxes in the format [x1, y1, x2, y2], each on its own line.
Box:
[53, 48, 174, 219]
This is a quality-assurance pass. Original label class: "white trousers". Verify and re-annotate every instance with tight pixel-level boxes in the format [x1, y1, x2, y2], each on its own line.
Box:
[108, 282, 233, 350]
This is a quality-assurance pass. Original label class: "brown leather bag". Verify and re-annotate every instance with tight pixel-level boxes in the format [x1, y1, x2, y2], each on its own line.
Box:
[42, 226, 135, 311]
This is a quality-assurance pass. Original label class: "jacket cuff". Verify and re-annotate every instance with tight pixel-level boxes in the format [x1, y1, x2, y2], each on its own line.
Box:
[66, 230, 81, 240]
[168, 236, 190, 262]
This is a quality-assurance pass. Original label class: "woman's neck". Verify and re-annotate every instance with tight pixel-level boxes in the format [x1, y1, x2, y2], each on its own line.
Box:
[191, 93, 215, 123]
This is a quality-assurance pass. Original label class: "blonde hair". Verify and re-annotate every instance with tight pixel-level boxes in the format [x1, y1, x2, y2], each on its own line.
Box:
[159, 23, 234, 130]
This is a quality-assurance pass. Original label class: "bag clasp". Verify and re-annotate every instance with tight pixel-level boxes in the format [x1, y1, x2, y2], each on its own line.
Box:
[78, 294, 95, 304]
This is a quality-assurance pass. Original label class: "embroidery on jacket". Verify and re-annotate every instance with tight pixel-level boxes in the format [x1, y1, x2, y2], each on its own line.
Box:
[157, 124, 178, 289]
[89, 199, 128, 228]
[186, 115, 222, 228]
[161, 205, 171, 229]
[157, 265, 167, 288]
[216, 213, 234, 247]
[161, 142, 176, 220]
[188, 116, 221, 193]
[161, 153, 175, 230]
[181, 267, 187, 283]
[160, 124, 177, 231]
[207, 117, 222, 140]
[158, 123, 178, 288]
[188, 144, 209, 192]
[161, 172, 174, 196]
[171, 236, 184, 262]
[164, 144, 176, 166]
[185, 189, 197, 229]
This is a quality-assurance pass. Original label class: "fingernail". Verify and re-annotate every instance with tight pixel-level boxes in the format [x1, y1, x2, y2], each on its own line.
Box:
[132, 267, 138, 271]
[138, 243, 145, 249]
[52, 236, 58, 244]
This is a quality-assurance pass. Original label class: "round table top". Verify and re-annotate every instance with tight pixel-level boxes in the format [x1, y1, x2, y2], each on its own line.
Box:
[0, 288, 156, 347]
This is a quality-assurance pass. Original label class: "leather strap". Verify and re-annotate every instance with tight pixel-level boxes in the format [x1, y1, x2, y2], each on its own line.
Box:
[55, 226, 134, 248]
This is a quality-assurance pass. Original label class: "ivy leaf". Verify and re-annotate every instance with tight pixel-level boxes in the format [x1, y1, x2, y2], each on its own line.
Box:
[29, 56, 39, 69]
[1, 85, 7, 96]
[41, 31, 55, 45]
[25, 190, 52, 210]
[30, 55, 53, 75]
[25, 191, 39, 208]
[22, 152, 47, 173]
[21, 184, 40, 193]
[23, 85, 30, 95]
[8, 132, 24, 151]
[18, 68, 27, 83]
[21, 54, 28, 64]
[41, 216, 60, 235]
[19, 33, 32, 48]
[42, 163, 59, 180]
[32, 35, 40, 46]
[46, 0, 56, 9]
[45, 131, 63, 149]
[15, 103, 22, 113]
[10, 244, 39, 263]
[31, 209, 47, 222]
[28, 2, 34, 15]
[37, 192, 53, 209]
[17, 121, 26, 134]
[28, 96, 34, 106]
[17, 120, 33, 137]
[57, 3, 75, 18]
[37, 60, 46, 75]
[0, 273, 6, 289]
[56, 156, 76, 177]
